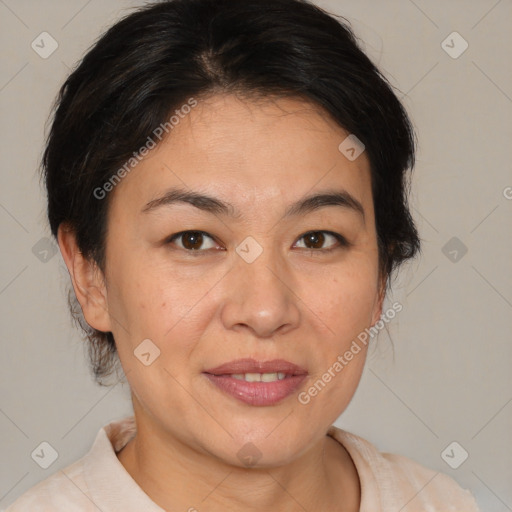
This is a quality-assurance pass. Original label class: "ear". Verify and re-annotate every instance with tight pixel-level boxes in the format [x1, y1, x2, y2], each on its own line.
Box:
[370, 272, 387, 327]
[57, 223, 112, 333]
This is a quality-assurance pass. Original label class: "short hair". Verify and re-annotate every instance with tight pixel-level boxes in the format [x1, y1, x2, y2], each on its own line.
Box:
[42, 0, 421, 384]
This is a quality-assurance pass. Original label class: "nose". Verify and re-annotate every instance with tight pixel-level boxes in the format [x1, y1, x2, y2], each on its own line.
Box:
[220, 245, 301, 338]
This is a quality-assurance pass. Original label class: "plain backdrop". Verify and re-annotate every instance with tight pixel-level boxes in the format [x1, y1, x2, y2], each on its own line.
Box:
[1, 0, 511, 510]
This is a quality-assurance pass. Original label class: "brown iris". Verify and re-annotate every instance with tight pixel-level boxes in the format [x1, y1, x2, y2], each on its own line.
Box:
[181, 231, 204, 250]
[303, 231, 325, 249]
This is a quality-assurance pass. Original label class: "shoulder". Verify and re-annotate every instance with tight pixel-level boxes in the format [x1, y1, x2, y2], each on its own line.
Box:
[4, 417, 137, 512]
[4, 457, 94, 511]
[378, 450, 480, 511]
[328, 426, 481, 511]
[5, 417, 135, 512]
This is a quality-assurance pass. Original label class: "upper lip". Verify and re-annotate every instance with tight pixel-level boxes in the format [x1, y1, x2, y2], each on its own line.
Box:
[204, 358, 308, 376]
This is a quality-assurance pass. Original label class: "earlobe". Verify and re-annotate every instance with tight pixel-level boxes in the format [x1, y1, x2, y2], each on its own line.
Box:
[57, 223, 112, 333]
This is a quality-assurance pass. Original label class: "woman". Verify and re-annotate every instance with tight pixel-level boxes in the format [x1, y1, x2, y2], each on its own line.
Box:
[6, 0, 480, 510]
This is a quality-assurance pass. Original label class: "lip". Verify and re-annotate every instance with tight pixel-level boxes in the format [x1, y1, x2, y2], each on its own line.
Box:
[204, 358, 308, 376]
[203, 358, 308, 407]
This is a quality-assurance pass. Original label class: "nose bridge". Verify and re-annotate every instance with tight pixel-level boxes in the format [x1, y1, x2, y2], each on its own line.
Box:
[220, 238, 300, 337]
[239, 245, 286, 300]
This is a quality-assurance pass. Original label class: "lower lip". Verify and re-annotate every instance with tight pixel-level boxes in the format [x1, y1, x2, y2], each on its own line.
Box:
[203, 374, 307, 406]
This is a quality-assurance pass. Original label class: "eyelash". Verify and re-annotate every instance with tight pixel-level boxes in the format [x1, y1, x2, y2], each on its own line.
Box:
[165, 230, 350, 255]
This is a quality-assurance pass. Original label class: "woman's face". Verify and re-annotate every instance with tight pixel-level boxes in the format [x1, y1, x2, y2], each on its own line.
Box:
[99, 94, 385, 467]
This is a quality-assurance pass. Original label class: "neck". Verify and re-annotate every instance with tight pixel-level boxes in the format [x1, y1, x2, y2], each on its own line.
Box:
[117, 412, 360, 511]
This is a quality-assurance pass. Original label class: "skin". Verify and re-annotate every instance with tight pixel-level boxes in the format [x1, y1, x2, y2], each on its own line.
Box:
[58, 93, 386, 511]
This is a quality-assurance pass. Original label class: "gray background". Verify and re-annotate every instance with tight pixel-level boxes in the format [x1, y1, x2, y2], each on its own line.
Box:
[1, 0, 511, 510]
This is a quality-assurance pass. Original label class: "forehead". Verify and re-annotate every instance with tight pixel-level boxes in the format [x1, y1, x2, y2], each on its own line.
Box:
[110, 93, 373, 220]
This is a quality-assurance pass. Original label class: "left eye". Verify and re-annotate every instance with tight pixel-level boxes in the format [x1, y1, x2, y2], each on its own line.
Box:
[294, 231, 347, 251]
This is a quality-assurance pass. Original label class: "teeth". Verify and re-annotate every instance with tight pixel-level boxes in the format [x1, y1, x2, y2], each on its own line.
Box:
[230, 372, 287, 382]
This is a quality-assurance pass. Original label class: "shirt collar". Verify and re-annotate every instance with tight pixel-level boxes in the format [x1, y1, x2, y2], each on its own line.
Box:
[83, 417, 377, 511]
[83, 416, 165, 512]
[327, 425, 381, 511]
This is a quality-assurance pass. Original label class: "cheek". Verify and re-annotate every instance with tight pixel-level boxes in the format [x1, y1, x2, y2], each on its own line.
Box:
[107, 266, 218, 383]
[308, 261, 379, 341]
[106, 254, 192, 332]
[297, 257, 377, 405]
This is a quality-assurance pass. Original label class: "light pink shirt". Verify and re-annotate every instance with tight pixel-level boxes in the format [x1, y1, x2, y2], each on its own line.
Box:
[5, 416, 480, 511]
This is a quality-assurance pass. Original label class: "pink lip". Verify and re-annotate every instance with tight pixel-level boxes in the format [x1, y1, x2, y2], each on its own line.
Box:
[203, 358, 308, 407]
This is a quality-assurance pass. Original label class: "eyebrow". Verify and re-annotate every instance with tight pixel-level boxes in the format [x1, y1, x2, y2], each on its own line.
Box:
[142, 187, 365, 223]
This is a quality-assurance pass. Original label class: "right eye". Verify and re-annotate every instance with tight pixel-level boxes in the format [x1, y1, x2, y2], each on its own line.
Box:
[166, 230, 220, 252]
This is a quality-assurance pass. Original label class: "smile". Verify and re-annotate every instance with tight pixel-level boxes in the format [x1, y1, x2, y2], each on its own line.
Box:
[203, 358, 308, 406]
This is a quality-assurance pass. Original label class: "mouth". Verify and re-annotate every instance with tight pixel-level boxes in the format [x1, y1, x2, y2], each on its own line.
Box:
[203, 358, 308, 406]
